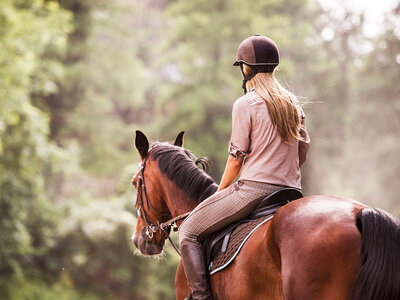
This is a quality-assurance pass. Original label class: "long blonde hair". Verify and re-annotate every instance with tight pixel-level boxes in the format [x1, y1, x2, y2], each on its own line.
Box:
[243, 64, 302, 144]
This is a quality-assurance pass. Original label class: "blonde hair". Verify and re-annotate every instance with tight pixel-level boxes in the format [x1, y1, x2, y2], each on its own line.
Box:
[243, 64, 302, 144]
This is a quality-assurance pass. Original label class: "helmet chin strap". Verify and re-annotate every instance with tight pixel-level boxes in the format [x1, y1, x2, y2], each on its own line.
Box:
[241, 79, 247, 94]
[240, 63, 258, 94]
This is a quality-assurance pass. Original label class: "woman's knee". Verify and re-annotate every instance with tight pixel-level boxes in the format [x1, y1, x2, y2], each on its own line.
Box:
[178, 221, 196, 246]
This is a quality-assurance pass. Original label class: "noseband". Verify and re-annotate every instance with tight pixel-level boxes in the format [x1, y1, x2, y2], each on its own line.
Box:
[135, 149, 191, 255]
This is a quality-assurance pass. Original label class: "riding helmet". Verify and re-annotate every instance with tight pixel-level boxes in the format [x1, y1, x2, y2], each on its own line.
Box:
[234, 34, 279, 93]
[233, 34, 279, 72]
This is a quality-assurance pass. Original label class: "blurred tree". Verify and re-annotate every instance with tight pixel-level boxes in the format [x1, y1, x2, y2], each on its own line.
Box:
[41, 0, 94, 140]
[31, 1, 180, 299]
[304, 2, 400, 216]
[64, 0, 147, 175]
[304, 5, 366, 196]
[46, 0, 160, 176]
[353, 4, 400, 213]
[0, 0, 72, 296]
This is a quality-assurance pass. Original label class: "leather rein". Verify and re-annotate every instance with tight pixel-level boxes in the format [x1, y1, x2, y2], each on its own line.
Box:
[135, 151, 191, 256]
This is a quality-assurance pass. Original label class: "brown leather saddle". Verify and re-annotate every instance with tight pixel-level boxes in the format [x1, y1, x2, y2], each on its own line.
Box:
[201, 188, 303, 274]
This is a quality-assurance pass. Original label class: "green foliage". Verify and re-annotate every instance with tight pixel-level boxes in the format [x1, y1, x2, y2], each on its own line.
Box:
[301, 4, 400, 215]
[4, 277, 99, 300]
[0, 0, 71, 113]
[0, 0, 72, 285]
[49, 0, 149, 176]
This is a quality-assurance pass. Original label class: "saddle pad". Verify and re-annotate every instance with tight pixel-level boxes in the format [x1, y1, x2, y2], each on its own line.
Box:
[208, 214, 273, 275]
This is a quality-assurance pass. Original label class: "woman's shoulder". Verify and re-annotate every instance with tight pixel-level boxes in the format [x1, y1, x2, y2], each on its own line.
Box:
[234, 90, 263, 108]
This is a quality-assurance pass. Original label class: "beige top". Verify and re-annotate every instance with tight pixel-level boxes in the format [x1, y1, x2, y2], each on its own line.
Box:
[229, 91, 310, 189]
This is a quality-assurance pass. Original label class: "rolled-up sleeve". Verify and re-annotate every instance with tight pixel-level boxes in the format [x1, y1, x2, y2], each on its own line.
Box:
[229, 99, 251, 161]
[298, 108, 310, 167]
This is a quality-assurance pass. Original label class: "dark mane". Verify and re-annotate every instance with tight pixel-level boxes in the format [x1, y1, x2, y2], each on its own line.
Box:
[150, 143, 218, 202]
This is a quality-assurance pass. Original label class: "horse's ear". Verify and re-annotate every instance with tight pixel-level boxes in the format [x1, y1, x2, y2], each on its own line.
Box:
[174, 131, 185, 147]
[135, 130, 149, 159]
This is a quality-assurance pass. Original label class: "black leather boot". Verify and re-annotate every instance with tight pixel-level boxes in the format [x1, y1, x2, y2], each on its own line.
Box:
[181, 241, 213, 300]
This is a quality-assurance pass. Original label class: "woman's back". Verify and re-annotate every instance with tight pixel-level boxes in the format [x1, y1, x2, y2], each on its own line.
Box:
[230, 90, 308, 188]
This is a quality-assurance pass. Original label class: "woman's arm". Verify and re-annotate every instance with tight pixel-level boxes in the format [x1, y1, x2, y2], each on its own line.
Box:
[217, 155, 243, 192]
[219, 97, 250, 191]
[298, 112, 311, 167]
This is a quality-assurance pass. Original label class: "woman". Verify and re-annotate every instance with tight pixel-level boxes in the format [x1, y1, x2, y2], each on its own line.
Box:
[178, 34, 311, 300]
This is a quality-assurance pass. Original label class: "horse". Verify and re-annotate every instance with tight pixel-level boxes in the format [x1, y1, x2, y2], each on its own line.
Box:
[131, 130, 400, 300]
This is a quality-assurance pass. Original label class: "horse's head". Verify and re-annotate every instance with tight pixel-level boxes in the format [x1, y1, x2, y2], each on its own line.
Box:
[131, 130, 185, 255]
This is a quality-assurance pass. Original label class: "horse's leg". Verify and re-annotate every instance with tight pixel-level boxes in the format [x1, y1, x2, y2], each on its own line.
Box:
[275, 197, 363, 300]
[210, 221, 284, 300]
[175, 260, 190, 300]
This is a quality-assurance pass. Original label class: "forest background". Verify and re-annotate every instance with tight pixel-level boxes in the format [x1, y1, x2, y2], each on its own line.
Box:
[1, 0, 399, 299]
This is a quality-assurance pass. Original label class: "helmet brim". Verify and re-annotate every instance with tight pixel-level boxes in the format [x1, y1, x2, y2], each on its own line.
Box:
[233, 60, 279, 68]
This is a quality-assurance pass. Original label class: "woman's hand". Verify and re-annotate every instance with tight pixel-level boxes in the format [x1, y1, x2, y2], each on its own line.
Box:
[217, 155, 243, 191]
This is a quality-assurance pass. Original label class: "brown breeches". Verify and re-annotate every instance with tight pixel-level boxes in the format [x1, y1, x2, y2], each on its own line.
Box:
[178, 180, 285, 246]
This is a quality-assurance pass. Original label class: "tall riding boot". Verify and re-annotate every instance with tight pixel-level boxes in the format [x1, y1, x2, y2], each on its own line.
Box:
[181, 241, 213, 300]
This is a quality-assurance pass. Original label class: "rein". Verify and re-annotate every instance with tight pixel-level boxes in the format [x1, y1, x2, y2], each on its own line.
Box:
[136, 150, 192, 256]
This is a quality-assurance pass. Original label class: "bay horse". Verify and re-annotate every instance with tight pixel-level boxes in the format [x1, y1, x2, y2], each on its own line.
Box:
[131, 131, 400, 300]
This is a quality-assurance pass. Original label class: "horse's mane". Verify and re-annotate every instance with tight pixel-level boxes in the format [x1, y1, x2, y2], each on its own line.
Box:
[150, 143, 218, 202]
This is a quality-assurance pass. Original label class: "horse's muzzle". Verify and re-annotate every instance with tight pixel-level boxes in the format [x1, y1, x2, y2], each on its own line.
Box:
[132, 232, 164, 256]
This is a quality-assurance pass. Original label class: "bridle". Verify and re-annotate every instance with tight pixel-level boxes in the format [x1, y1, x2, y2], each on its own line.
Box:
[135, 149, 191, 256]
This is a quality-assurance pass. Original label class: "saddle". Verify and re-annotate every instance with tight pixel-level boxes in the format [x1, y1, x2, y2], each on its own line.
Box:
[201, 188, 303, 275]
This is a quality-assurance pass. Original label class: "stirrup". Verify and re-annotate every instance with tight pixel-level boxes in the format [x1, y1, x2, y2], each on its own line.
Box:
[184, 291, 193, 300]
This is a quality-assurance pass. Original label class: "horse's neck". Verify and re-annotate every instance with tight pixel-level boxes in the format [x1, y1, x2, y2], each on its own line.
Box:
[164, 189, 199, 217]
[163, 182, 218, 218]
